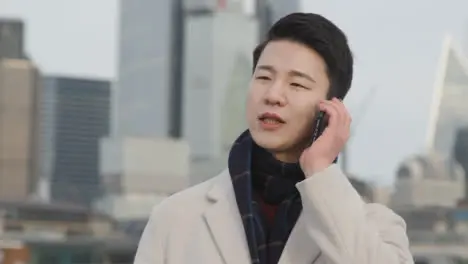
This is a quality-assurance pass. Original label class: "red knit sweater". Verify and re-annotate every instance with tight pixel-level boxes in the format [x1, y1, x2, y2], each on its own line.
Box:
[255, 192, 279, 226]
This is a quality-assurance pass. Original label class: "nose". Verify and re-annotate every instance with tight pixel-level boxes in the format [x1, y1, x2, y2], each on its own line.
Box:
[263, 80, 286, 107]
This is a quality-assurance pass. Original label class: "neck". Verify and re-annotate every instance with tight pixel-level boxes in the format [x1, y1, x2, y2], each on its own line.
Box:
[272, 140, 309, 163]
[273, 151, 301, 163]
[250, 142, 305, 204]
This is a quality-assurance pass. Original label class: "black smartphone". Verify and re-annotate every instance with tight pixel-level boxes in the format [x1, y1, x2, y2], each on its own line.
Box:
[310, 103, 338, 164]
[310, 111, 327, 143]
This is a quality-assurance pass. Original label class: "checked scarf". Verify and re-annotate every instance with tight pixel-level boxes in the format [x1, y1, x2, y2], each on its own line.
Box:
[228, 130, 305, 264]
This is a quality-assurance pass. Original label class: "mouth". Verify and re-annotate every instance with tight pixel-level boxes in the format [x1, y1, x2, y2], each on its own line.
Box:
[258, 112, 285, 127]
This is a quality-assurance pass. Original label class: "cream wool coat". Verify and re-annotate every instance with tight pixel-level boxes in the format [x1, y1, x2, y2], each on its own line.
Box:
[134, 165, 414, 264]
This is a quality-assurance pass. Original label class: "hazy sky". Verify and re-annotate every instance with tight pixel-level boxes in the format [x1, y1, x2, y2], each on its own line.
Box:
[307, 0, 468, 185]
[1, 0, 468, 185]
[1, 0, 118, 79]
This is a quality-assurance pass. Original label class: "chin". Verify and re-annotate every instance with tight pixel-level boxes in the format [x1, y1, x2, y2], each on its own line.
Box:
[249, 129, 291, 152]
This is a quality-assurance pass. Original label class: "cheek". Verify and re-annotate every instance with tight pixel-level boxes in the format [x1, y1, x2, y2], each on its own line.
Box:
[293, 113, 314, 135]
[245, 92, 256, 120]
[288, 104, 317, 134]
[246, 87, 261, 112]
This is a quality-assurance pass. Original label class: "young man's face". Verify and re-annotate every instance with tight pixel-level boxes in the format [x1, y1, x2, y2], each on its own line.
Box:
[246, 40, 330, 162]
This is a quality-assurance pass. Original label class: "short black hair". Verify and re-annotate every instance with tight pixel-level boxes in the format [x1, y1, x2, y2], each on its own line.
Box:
[253, 13, 354, 99]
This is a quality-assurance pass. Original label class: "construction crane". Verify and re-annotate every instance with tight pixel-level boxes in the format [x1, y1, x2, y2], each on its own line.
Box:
[341, 86, 378, 175]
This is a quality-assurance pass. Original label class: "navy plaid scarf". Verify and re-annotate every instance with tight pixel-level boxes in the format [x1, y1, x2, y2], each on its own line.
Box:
[228, 130, 305, 264]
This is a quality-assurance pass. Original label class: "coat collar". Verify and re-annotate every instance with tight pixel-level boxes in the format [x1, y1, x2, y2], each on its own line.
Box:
[203, 170, 322, 264]
[204, 169, 251, 264]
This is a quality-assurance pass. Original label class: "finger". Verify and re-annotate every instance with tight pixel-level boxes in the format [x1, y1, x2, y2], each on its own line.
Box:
[333, 98, 350, 118]
[332, 98, 351, 131]
[332, 98, 351, 140]
[328, 100, 347, 143]
[330, 98, 346, 125]
[318, 100, 340, 129]
[324, 99, 344, 128]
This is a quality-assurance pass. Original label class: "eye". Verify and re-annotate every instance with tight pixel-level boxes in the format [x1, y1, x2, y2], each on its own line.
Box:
[291, 83, 309, 89]
[256, 76, 271, 81]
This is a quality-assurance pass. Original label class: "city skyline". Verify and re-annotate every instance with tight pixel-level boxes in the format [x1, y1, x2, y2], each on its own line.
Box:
[2, 0, 468, 185]
[2, 2, 468, 261]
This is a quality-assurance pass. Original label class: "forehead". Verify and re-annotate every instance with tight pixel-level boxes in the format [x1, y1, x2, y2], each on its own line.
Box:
[256, 40, 327, 76]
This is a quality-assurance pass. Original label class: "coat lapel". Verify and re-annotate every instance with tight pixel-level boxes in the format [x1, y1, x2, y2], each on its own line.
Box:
[203, 171, 251, 264]
[202, 170, 323, 264]
[278, 214, 323, 264]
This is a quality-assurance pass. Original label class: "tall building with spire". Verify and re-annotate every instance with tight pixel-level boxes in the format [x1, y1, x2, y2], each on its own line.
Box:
[426, 35, 468, 158]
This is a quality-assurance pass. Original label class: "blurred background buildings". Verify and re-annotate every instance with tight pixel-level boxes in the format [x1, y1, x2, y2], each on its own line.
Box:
[0, 19, 40, 203]
[1, 0, 468, 263]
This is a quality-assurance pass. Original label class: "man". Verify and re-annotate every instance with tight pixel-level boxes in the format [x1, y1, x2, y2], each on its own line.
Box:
[134, 13, 413, 264]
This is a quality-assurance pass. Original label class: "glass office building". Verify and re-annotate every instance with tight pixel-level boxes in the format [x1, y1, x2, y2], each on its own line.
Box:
[116, 0, 181, 137]
[42, 77, 111, 207]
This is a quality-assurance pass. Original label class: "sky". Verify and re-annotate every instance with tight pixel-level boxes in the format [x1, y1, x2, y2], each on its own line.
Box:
[305, 0, 468, 185]
[1, 0, 468, 185]
[0, 0, 119, 79]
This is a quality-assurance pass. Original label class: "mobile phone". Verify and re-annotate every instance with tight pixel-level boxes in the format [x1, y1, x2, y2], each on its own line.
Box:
[310, 111, 327, 143]
[310, 104, 338, 164]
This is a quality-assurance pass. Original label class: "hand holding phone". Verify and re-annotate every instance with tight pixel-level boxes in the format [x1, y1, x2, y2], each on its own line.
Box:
[309, 111, 338, 164]
[299, 98, 351, 177]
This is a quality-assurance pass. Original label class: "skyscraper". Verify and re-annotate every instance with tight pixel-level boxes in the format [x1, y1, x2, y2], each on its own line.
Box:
[98, 0, 191, 218]
[183, 0, 258, 183]
[426, 35, 468, 158]
[0, 59, 41, 201]
[116, 0, 184, 138]
[0, 19, 41, 202]
[0, 19, 24, 59]
[43, 77, 111, 207]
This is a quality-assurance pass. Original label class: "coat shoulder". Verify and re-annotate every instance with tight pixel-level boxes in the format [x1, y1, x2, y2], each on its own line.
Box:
[148, 169, 230, 223]
[365, 203, 406, 225]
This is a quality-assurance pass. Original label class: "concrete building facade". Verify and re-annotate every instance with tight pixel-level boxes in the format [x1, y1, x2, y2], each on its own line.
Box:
[391, 154, 465, 208]
[0, 58, 41, 201]
[98, 137, 189, 220]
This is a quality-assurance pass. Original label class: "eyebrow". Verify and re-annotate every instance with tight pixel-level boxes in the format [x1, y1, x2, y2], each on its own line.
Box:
[256, 65, 316, 83]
